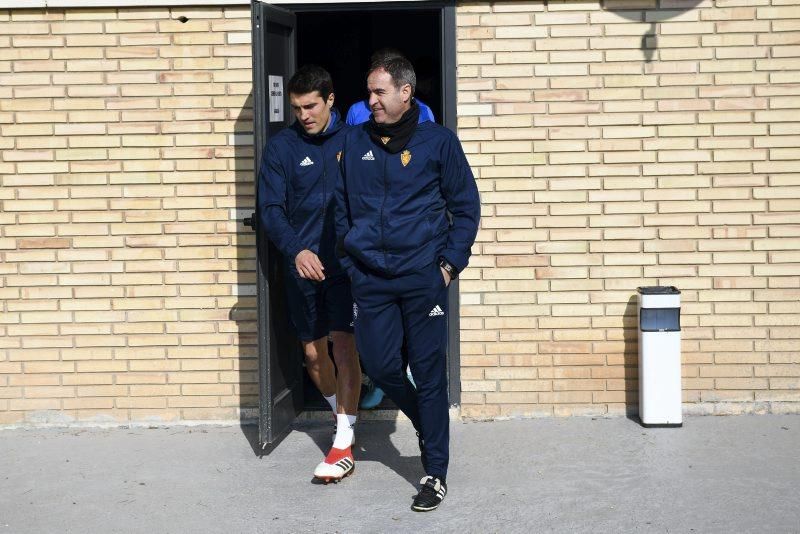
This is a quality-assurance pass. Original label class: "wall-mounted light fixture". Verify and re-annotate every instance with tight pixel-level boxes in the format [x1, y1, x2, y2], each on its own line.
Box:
[601, 1, 704, 63]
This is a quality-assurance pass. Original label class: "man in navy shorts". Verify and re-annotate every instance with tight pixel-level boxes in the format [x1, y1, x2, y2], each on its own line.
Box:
[258, 65, 360, 483]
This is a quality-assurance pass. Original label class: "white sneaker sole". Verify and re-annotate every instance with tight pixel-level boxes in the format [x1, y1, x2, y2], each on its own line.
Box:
[313, 457, 354, 484]
[411, 501, 442, 512]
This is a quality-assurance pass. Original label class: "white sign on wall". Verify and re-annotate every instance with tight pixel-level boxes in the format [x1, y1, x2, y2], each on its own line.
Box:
[268, 75, 284, 123]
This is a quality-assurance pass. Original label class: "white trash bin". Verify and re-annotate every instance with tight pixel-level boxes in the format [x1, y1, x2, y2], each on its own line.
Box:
[637, 286, 682, 427]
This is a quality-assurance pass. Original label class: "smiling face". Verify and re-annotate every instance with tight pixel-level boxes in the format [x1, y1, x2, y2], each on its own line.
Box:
[290, 90, 334, 135]
[367, 68, 412, 125]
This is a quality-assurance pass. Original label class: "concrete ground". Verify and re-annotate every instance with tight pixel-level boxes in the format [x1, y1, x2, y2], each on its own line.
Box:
[1, 415, 799, 533]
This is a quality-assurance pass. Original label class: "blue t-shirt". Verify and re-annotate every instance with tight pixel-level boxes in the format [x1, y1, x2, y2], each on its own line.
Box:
[346, 98, 435, 126]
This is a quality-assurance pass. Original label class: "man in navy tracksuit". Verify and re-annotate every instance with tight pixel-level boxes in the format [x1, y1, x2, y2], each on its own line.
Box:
[258, 65, 361, 483]
[347, 49, 436, 412]
[335, 56, 480, 511]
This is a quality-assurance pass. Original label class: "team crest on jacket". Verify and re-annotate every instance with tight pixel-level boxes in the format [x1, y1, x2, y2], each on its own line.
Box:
[336, 151, 342, 162]
[401, 150, 411, 167]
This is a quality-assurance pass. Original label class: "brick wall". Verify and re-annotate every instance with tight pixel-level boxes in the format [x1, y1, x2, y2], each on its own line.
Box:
[0, 7, 258, 425]
[457, 0, 800, 418]
[1, 1, 799, 426]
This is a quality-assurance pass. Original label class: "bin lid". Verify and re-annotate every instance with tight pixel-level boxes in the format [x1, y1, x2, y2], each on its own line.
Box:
[637, 286, 680, 295]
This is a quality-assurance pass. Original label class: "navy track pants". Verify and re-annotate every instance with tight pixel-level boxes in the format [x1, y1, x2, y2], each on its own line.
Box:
[351, 260, 450, 479]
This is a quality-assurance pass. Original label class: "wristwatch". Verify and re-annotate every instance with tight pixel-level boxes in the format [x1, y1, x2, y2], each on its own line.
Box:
[438, 257, 459, 280]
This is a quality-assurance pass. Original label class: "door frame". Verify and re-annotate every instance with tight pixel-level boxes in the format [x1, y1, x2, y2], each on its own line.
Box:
[252, 1, 461, 451]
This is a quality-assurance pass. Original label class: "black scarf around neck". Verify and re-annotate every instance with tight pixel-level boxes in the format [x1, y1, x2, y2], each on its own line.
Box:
[366, 101, 420, 154]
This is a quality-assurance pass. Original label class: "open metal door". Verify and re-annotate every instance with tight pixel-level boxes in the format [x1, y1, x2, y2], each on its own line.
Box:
[250, 1, 301, 451]
[440, 3, 460, 407]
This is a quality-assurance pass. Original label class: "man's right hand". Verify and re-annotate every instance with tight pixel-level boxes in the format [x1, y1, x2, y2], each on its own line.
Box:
[295, 249, 325, 281]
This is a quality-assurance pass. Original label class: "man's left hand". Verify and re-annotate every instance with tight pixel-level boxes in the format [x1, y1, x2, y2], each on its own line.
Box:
[440, 266, 451, 288]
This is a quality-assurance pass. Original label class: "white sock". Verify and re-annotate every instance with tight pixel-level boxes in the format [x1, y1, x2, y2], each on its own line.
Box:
[332, 413, 357, 449]
[324, 393, 337, 414]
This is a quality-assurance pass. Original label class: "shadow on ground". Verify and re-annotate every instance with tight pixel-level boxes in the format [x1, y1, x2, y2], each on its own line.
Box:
[294, 419, 420, 488]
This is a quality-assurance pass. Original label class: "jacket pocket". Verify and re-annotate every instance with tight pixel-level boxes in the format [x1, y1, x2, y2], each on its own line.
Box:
[383, 213, 432, 258]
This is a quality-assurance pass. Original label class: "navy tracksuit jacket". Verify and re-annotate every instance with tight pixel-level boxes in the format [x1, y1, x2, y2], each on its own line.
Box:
[258, 109, 347, 280]
[335, 120, 480, 478]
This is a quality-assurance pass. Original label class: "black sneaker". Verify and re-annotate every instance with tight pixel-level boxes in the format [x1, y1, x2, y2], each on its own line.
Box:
[411, 475, 447, 512]
[416, 431, 428, 471]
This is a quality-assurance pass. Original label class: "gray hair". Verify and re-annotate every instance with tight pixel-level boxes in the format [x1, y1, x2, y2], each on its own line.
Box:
[368, 56, 416, 96]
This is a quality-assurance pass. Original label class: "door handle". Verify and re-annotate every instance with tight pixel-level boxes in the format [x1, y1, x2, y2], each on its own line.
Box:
[243, 212, 256, 230]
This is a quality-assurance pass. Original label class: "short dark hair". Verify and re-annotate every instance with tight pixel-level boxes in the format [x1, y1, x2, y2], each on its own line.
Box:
[368, 56, 416, 96]
[287, 65, 333, 101]
[369, 47, 403, 65]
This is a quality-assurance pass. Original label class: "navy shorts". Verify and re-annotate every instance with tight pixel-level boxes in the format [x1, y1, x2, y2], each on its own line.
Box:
[285, 272, 355, 342]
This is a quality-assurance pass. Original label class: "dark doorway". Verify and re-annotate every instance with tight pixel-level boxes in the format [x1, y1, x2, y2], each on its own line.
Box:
[294, 7, 444, 410]
[296, 10, 442, 124]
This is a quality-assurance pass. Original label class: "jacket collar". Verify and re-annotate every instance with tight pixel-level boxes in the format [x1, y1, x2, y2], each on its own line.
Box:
[293, 108, 344, 142]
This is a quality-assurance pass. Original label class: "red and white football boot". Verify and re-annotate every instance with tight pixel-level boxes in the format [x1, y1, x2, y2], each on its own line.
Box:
[313, 446, 355, 484]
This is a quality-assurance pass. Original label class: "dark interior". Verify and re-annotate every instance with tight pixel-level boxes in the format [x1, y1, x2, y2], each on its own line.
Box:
[297, 10, 442, 126]
[294, 8, 443, 408]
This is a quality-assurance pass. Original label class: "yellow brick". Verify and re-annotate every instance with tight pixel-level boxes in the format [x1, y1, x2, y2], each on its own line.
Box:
[23, 385, 76, 399]
[125, 384, 181, 397]
[116, 397, 168, 409]
[11, 34, 62, 47]
[167, 7, 221, 19]
[713, 377, 768, 390]
[181, 384, 232, 396]
[0, 20, 50, 34]
[100, 21, 156, 34]
[53, 46, 103, 60]
[9, 373, 60, 387]
[57, 9, 113, 21]
[23, 360, 74, 372]
[48, 21, 103, 35]
[459, 380, 496, 393]
[114, 373, 167, 385]
[180, 407, 238, 420]
[128, 360, 180, 372]
[10, 399, 62, 411]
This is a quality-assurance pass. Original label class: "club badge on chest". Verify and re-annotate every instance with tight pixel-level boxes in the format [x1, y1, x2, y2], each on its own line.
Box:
[401, 149, 412, 167]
